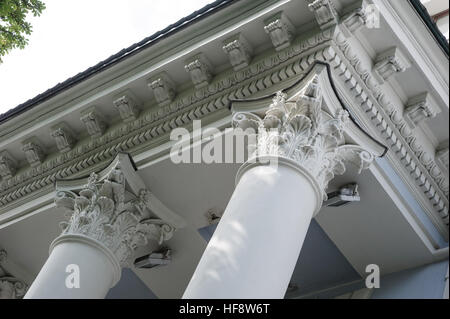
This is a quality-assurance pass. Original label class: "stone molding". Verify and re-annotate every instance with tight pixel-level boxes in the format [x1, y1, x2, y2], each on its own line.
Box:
[0, 29, 335, 207]
[0, 16, 447, 231]
[330, 30, 448, 228]
[232, 77, 373, 201]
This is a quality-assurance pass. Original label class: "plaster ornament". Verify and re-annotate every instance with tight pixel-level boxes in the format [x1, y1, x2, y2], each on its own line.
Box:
[185, 55, 213, 88]
[0, 251, 28, 299]
[307, 0, 339, 29]
[232, 76, 373, 199]
[148, 73, 176, 106]
[0, 151, 16, 179]
[55, 165, 176, 267]
[22, 139, 45, 167]
[373, 47, 410, 84]
[264, 12, 295, 51]
[404, 93, 439, 129]
[222, 34, 253, 71]
[51, 124, 76, 153]
[113, 94, 140, 123]
[80, 109, 107, 138]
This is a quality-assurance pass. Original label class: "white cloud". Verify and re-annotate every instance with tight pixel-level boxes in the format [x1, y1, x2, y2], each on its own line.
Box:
[0, 0, 213, 114]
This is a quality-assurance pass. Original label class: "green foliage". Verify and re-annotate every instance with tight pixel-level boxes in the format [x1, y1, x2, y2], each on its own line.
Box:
[0, 0, 45, 62]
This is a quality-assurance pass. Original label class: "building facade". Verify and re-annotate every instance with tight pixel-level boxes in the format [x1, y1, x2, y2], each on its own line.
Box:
[0, 0, 448, 299]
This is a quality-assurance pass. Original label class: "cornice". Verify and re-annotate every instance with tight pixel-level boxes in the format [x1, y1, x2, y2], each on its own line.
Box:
[327, 26, 448, 235]
[0, 28, 335, 210]
[0, 4, 448, 237]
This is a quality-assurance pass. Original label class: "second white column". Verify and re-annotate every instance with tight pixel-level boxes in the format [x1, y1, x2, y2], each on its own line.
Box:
[183, 158, 321, 298]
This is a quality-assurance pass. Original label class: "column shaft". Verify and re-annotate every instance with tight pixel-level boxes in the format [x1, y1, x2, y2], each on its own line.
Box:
[183, 160, 320, 298]
[25, 238, 119, 299]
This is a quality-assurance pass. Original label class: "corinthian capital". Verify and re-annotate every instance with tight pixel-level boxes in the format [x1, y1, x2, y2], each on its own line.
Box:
[54, 153, 184, 268]
[232, 75, 374, 200]
[0, 250, 28, 299]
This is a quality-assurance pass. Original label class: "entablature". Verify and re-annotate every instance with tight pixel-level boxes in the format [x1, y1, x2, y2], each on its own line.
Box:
[0, 0, 448, 238]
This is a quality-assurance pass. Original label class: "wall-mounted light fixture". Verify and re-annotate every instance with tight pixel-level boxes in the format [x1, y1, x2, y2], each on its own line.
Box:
[324, 183, 360, 207]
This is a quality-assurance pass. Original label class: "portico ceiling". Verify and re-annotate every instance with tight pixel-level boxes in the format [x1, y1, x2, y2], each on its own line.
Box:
[0, 0, 448, 299]
[0, 147, 446, 298]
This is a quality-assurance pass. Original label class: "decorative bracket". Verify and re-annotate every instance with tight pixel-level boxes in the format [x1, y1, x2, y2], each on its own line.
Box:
[222, 33, 253, 71]
[51, 122, 76, 153]
[0, 151, 17, 180]
[404, 93, 440, 129]
[264, 12, 295, 51]
[184, 53, 213, 88]
[21, 137, 45, 167]
[80, 107, 107, 138]
[373, 47, 410, 84]
[148, 72, 176, 106]
[307, 0, 339, 29]
[113, 93, 140, 123]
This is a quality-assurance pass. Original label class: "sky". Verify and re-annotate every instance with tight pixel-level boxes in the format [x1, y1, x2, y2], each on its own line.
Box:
[0, 0, 213, 115]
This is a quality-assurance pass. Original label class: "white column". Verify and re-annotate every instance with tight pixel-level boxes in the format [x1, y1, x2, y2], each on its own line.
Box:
[183, 77, 373, 299]
[24, 154, 181, 299]
[24, 238, 120, 299]
[183, 158, 321, 298]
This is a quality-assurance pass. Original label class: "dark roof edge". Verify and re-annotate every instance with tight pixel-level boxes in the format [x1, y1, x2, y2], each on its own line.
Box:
[0, 0, 239, 125]
[409, 0, 449, 57]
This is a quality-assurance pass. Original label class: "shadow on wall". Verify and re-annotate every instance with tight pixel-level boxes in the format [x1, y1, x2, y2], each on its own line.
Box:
[371, 260, 448, 299]
[106, 268, 157, 299]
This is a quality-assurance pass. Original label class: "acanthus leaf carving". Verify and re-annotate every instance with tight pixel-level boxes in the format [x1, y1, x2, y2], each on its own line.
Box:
[55, 165, 177, 268]
[232, 76, 373, 199]
[404, 93, 439, 129]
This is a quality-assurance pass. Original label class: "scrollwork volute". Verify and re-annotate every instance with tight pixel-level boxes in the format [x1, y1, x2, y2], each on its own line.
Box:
[232, 76, 373, 199]
[55, 165, 176, 267]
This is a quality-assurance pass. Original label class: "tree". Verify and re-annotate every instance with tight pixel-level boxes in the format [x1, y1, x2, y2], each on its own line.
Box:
[0, 0, 45, 62]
